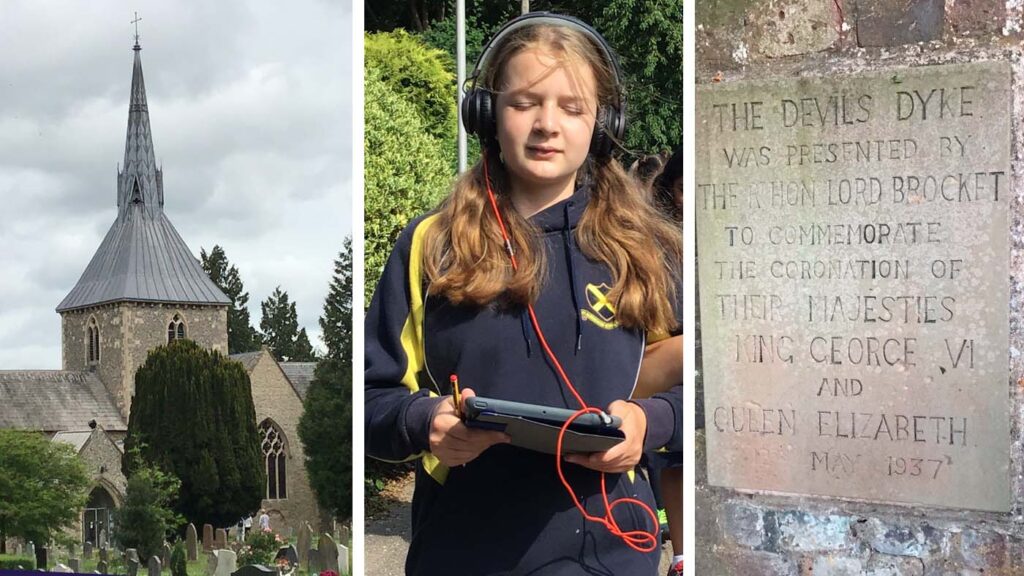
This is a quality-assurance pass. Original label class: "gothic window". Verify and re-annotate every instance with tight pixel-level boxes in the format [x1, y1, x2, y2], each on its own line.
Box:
[87, 318, 100, 364]
[259, 419, 287, 500]
[167, 314, 187, 344]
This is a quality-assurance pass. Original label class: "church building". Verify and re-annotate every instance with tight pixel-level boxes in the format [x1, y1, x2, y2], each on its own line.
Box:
[0, 39, 320, 546]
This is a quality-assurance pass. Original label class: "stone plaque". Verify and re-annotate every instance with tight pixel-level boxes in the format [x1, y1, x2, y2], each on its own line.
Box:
[697, 61, 1011, 511]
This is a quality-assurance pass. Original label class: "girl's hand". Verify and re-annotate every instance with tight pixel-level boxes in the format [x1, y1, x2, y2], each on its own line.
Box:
[429, 387, 511, 467]
[563, 400, 647, 473]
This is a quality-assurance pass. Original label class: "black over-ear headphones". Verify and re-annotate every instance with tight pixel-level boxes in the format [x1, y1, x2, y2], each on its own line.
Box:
[461, 12, 628, 158]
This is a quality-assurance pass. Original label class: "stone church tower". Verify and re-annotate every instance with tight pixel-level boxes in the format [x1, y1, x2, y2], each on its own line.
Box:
[56, 40, 230, 419]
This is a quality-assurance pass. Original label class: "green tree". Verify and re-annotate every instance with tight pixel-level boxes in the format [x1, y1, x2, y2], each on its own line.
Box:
[260, 287, 315, 361]
[320, 238, 353, 362]
[201, 245, 262, 354]
[364, 67, 452, 304]
[0, 430, 89, 551]
[596, 0, 683, 153]
[297, 357, 353, 521]
[124, 340, 264, 528]
[112, 462, 183, 559]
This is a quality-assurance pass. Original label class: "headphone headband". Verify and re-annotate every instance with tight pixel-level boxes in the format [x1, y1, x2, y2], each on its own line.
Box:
[461, 12, 628, 157]
[467, 12, 626, 110]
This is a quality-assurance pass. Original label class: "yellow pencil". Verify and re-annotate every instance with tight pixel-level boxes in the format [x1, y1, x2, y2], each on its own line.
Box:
[450, 374, 462, 419]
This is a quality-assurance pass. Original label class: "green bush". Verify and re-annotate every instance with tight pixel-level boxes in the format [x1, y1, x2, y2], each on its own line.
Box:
[237, 530, 283, 567]
[365, 30, 457, 145]
[0, 555, 35, 570]
[364, 67, 452, 304]
[112, 462, 183, 560]
[170, 541, 187, 576]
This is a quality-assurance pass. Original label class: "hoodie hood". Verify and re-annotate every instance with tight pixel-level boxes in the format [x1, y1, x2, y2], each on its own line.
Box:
[527, 182, 591, 234]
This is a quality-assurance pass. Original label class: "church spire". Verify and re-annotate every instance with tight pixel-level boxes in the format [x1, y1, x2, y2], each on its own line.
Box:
[117, 26, 163, 219]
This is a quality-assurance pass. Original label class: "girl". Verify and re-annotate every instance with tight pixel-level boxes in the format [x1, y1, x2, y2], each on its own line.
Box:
[365, 13, 683, 576]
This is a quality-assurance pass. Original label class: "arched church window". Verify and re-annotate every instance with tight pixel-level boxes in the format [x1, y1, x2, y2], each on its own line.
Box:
[167, 314, 187, 344]
[87, 318, 100, 364]
[259, 419, 287, 500]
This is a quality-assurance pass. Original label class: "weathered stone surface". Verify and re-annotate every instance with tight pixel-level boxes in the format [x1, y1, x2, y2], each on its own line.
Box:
[864, 554, 926, 575]
[777, 512, 853, 551]
[318, 534, 338, 574]
[723, 500, 766, 548]
[856, 519, 945, 558]
[69, 558, 81, 573]
[213, 550, 237, 576]
[958, 529, 1007, 569]
[296, 523, 314, 568]
[148, 556, 161, 576]
[856, 0, 944, 46]
[748, 0, 839, 57]
[83, 542, 93, 559]
[698, 61, 1013, 511]
[214, 528, 227, 550]
[948, 0, 1007, 36]
[203, 524, 214, 552]
[338, 543, 349, 575]
[809, 556, 863, 575]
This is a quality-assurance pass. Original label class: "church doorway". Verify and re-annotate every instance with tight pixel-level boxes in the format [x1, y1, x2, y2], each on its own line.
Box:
[82, 486, 116, 546]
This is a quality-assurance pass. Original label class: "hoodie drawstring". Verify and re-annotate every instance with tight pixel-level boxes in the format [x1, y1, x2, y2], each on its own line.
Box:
[563, 202, 583, 352]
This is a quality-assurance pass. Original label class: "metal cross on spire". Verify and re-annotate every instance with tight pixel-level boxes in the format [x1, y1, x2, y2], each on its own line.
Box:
[132, 12, 142, 49]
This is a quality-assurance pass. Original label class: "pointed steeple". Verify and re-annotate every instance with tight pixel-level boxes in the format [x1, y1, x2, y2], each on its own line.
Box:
[117, 40, 163, 219]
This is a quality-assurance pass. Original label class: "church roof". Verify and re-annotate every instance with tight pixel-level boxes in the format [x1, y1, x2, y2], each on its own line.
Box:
[56, 42, 229, 313]
[51, 430, 94, 452]
[230, 351, 263, 372]
[280, 362, 316, 400]
[0, 371, 127, 432]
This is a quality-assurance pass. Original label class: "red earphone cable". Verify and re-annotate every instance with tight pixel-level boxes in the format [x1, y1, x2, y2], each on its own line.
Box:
[481, 156, 659, 553]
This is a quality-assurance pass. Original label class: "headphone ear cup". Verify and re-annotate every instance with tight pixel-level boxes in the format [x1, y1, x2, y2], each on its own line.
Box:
[590, 105, 615, 157]
[462, 88, 497, 145]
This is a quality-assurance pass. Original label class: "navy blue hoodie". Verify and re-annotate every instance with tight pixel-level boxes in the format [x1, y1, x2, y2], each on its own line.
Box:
[365, 185, 683, 575]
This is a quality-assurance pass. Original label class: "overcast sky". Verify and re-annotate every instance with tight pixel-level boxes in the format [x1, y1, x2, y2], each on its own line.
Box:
[0, 1, 353, 368]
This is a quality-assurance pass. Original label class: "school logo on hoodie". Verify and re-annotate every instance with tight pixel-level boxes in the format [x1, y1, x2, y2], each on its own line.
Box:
[582, 283, 619, 330]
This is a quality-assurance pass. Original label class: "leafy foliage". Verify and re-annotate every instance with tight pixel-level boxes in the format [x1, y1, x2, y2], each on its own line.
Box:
[260, 287, 317, 361]
[112, 462, 183, 560]
[124, 340, 264, 528]
[237, 529, 283, 567]
[320, 238, 353, 363]
[201, 245, 262, 354]
[169, 541, 187, 576]
[364, 67, 452, 304]
[298, 357, 353, 521]
[0, 430, 89, 546]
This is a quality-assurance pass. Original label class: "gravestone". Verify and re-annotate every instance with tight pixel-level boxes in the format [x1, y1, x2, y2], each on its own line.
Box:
[230, 565, 276, 576]
[186, 523, 199, 561]
[275, 545, 298, 569]
[305, 547, 320, 574]
[34, 545, 47, 570]
[69, 558, 80, 573]
[68, 543, 77, 558]
[338, 543, 349, 575]
[125, 549, 139, 576]
[53, 563, 73, 573]
[84, 541, 93, 559]
[213, 549, 237, 576]
[296, 523, 313, 568]
[99, 547, 108, 562]
[337, 525, 350, 545]
[162, 542, 172, 568]
[203, 524, 214, 552]
[214, 528, 228, 550]
[148, 556, 161, 576]
[97, 560, 109, 574]
[697, 61, 1012, 511]
[317, 534, 338, 575]
[205, 552, 218, 576]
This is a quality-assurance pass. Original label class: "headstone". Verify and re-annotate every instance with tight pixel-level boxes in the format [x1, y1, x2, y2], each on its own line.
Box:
[125, 548, 139, 576]
[68, 543, 77, 558]
[84, 541, 93, 559]
[697, 61, 1013, 511]
[337, 524, 350, 544]
[99, 546, 108, 562]
[230, 565, 276, 576]
[148, 555, 162, 576]
[305, 548, 320, 574]
[274, 545, 298, 569]
[53, 563, 73, 573]
[317, 534, 338, 575]
[203, 524, 214, 552]
[205, 552, 218, 576]
[162, 542, 172, 568]
[14, 543, 22, 556]
[97, 560, 109, 574]
[296, 524, 312, 568]
[186, 523, 199, 561]
[214, 528, 228, 550]
[213, 549, 237, 576]
[34, 545, 47, 571]
[69, 558, 81, 573]
[337, 543, 349, 575]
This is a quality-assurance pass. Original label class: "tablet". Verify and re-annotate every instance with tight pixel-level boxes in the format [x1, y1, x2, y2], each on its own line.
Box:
[464, 396, 625, 455]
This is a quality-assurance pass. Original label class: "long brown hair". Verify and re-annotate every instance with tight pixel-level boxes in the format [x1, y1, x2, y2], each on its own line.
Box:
[422, 23, 683, 335]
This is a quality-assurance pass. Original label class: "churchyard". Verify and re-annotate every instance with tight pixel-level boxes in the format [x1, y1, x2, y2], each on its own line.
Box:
[0, 522, 351, 576]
